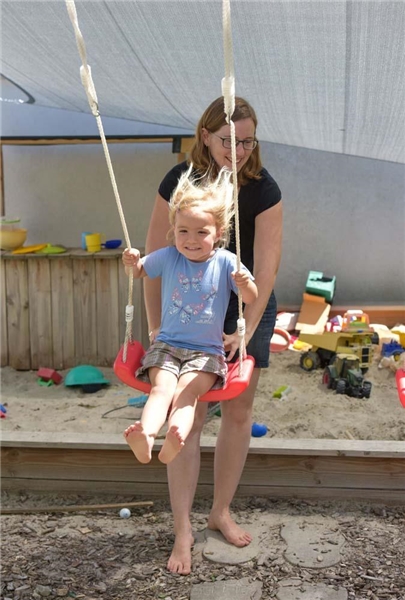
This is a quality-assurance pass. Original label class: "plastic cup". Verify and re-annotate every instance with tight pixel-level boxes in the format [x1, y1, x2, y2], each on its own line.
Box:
[81, 232, 92, 250]
[85, 233, 102, 252]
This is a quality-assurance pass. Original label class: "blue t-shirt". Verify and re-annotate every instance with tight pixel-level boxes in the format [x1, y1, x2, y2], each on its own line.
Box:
[142, 247, 253, 356]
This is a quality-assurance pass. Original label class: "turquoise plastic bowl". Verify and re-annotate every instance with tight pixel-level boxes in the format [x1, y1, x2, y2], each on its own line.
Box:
[65, 365, 110, 387]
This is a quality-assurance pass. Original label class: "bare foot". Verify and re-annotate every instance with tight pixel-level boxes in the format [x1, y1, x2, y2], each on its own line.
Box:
[158, 425, 185, 464]
[207, 511, 252, 547]
[167, 530, 194, 575]
[123, 422, 154, 464]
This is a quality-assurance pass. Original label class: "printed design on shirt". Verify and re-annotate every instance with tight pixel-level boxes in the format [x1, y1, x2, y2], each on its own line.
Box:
[169, 288, 204, 325]
[178, 270, 203, 293]
[196, 286, 218, 325]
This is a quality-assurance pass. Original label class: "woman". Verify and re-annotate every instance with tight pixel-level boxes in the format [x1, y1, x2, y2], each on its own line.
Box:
[144, 97, 283, 574]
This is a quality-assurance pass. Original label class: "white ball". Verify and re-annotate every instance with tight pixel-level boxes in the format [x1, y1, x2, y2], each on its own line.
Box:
[119, 508, 131, 519]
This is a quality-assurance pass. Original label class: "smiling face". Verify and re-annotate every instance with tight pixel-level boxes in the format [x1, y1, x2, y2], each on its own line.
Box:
[202, 118, 256, 172]
[174, 207, 220, 262]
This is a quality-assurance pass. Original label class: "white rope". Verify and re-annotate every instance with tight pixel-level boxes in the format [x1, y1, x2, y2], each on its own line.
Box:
[65, 0, 134, 361]
[66, 0, 247, 373]
[222, 0, 246, 372]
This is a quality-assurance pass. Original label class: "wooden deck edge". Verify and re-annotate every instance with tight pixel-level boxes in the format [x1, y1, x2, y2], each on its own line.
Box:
[278, 304, 405, 328]
[1, 431, 405, 457]
[1, 478, 404, 503]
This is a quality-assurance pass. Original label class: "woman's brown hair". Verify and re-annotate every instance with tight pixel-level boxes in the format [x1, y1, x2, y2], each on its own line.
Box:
[190, 97, 263, 186]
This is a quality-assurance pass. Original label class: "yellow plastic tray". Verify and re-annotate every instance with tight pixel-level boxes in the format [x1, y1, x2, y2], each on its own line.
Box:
[12, 244, 47, 254]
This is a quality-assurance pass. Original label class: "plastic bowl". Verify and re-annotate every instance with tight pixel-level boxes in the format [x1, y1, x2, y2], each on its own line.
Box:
[0, 228, 27, 251]
[104, 239, 122, 249]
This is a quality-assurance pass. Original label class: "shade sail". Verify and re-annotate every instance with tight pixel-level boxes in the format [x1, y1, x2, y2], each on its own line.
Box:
[2, 0, 404, 163]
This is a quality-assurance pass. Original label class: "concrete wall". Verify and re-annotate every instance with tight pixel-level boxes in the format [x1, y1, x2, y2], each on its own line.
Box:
[2, 104, 404, 306]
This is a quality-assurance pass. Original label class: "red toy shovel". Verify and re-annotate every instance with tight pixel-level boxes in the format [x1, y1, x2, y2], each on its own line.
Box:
[396, 368, 405, 408]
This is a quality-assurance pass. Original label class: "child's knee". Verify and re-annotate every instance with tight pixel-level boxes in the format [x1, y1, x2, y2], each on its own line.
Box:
[191, 404, 207, 432]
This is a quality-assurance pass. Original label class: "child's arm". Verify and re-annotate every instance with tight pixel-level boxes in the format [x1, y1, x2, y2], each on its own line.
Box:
[232, 270, 258, 304]
[122, 248, 147, 278]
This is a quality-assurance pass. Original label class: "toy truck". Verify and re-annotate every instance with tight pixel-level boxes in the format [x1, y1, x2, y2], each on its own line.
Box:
[298, 309, 379, 372]
[341, 310, 378, 343]
[298, 329, 375, 372]
[381, 340, 404, 361]
[322, 354, 372, 398]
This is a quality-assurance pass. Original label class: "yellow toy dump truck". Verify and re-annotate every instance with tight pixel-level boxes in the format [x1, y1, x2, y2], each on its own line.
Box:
[298, 329, 375, 372]
[322, 354, 372, 398]
[298, 309, 378, 372]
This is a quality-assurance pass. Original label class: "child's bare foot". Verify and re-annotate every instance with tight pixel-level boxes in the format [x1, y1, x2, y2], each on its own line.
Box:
[124, 422, 154, 463]
[158, 425, 185, 464]
[207, 510, 252, 547]
[167, 529, 194, 575]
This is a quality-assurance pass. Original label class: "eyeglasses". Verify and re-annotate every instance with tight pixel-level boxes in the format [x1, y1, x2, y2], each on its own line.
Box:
[211, 133, 258, 151]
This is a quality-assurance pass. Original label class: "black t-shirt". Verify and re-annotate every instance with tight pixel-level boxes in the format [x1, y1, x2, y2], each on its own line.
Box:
[158, 162, 282, 273]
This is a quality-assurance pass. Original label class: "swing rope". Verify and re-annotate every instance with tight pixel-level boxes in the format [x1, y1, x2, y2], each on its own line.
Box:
[65, 0, 247, 374]
[65, 0, 135, 362]
[222, 0, 246, 371]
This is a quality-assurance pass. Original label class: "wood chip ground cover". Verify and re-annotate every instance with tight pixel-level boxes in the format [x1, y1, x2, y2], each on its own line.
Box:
[1, 493, 404, 600]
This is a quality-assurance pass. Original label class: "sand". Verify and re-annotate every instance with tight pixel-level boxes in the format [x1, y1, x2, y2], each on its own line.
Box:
[1, 348, 404, 441]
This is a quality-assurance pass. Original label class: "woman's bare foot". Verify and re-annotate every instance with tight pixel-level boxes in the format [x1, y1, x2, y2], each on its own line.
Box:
[207, 510, 252, 547]
[158, 425, 185, 464]
[167, 529, 194, 575]
[124, 422, 154, 463]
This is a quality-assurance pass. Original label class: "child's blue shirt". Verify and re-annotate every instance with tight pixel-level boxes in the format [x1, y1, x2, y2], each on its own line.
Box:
[142, 247, 253, 356]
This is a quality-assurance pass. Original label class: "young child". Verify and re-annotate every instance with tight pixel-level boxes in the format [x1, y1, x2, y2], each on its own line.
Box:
[122, 167, 258, 465]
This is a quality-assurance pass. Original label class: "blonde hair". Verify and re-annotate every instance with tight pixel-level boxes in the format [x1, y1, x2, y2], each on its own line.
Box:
[190, 96, 263, 186]
[168, 165, 235, 248]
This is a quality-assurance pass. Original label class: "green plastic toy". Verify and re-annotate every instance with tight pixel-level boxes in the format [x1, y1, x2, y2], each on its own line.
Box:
[305, 270, 336, 302]
[65, 365, 110, 393]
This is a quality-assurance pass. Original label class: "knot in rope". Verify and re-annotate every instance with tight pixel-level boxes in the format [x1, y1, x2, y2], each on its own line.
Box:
[80, 65, 99, 116]
[221, 76, 235, 124]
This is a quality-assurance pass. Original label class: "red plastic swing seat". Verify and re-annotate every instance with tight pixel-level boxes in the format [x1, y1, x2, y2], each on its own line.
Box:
[114, 340, 255, 402]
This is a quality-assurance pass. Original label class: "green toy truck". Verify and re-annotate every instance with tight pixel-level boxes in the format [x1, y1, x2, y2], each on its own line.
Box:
[322, 354, 372, 398]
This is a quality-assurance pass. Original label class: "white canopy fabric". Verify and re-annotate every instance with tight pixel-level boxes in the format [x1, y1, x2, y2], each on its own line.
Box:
[2, 0, 404, 163]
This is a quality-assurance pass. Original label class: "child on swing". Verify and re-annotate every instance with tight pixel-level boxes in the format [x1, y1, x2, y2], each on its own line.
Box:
[122, 166, 258, 465]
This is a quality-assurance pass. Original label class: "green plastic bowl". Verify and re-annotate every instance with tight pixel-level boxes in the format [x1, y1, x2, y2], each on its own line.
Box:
[65, 365, 110, 387]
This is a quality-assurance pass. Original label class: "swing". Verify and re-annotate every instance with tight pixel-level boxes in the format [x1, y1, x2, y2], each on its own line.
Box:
[66, 0, 254, 402]
[114, 341, 255, 402]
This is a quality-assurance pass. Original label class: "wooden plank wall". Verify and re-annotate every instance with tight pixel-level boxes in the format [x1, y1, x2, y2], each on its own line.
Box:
[2, 435, 405, 502]
[2, 247, 404, 370]
[1, 248, 149, 370]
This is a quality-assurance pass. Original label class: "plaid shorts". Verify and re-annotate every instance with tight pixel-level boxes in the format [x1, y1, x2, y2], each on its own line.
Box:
[136, 341, 227, 389]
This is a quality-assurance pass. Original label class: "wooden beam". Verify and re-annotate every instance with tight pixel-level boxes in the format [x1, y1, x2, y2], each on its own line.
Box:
[2, 432, 404, 502]
[180, 137, 195, 153]
[0, 500, 153, 515]
[0, 135, 194, 147]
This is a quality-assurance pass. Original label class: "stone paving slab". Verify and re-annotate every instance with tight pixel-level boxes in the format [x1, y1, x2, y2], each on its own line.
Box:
[202, 529, 261, 564]
[276, 577, 348, 600]
[280, 517, 345, 568]
[202, 523, 269, 565]
[190, 576, 262, 600]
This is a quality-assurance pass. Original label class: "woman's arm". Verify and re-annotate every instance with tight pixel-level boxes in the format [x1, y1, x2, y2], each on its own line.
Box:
[144, 193, 170, 339]
[245, 200, 283, 338]
[224, 200, 283, 361]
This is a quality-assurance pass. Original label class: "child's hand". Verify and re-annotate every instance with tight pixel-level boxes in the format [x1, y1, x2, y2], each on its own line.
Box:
[122, 248, 140, 267]
[232, 270, 250, 289]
